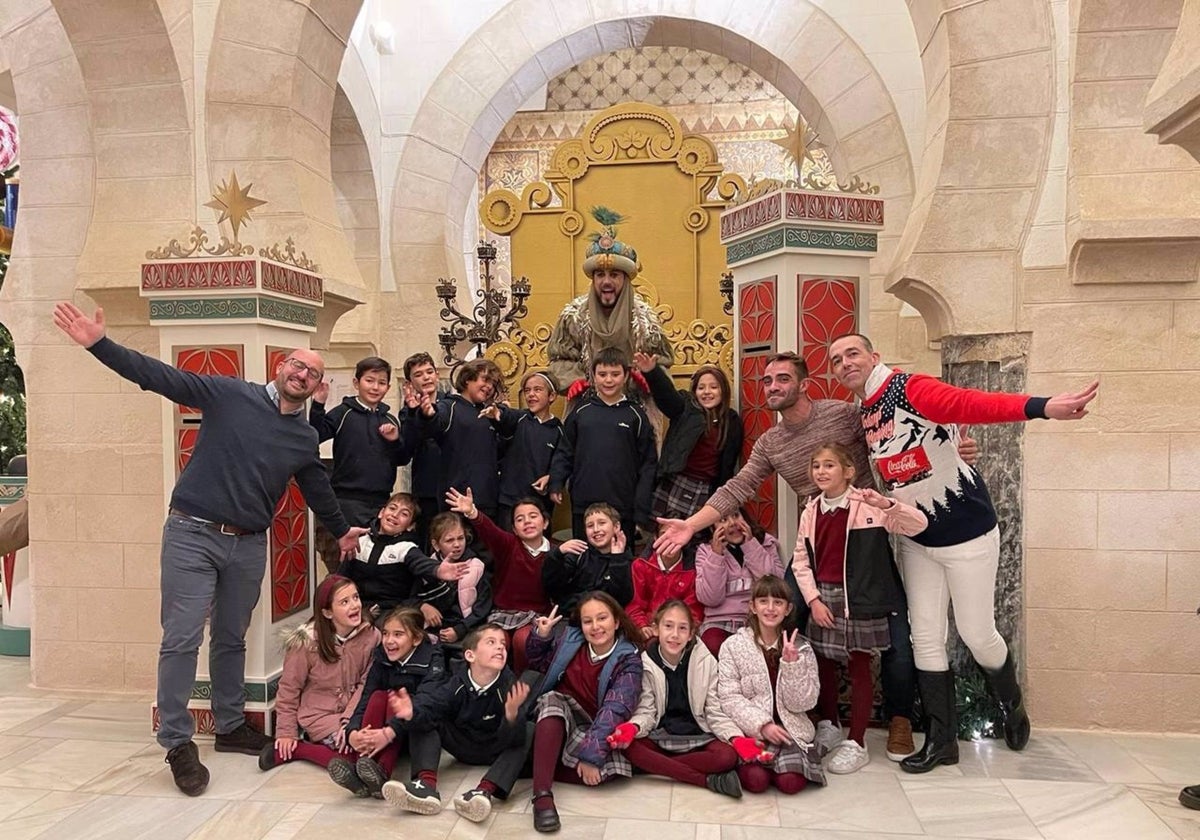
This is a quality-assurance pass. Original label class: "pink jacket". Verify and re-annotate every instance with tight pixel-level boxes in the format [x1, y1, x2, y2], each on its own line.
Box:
[695, 534, 783, 626]
[791, 494, 926, 618]
[274, 620, 380, 742]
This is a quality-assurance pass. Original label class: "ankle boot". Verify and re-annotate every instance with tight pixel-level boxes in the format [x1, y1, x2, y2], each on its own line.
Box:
[901, 669, 959, 774]
[981, 650, 1030, 751]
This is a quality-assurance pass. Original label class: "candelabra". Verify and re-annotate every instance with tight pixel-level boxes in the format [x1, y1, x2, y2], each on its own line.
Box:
[718, 270, 734, 316]
[436, 239, 531, 371]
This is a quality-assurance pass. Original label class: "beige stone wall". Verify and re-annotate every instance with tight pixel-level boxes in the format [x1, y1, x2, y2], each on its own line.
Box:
[1, 0, 1197, 728]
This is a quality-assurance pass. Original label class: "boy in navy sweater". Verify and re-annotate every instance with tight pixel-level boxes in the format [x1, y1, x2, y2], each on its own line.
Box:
[399, 353, 444, 544]
[381, 624, 535, 821]
[413, 358, 518, 520]
[498, 369, 563, 527]
[309, 356, 407, 528]
[541, 502, 634, 621]
[549, 347, 657, 548]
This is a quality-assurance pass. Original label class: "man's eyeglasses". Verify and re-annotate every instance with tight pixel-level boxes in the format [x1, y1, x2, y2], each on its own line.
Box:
[283, 358, 323, 379]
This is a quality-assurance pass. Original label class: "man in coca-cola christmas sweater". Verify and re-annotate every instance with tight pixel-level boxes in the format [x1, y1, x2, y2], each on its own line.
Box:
[829, 333, 1098, 774]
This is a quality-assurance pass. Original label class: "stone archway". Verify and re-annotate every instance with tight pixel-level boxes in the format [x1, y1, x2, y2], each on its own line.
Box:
[384, 2, 921, 369]
[205, 0, 368, 318]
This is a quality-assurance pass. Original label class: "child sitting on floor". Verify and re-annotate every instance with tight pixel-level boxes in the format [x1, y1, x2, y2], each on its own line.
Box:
[409, 511, 491, 647]
[694, 509, 783, 655]
[625, 533, 703, 640]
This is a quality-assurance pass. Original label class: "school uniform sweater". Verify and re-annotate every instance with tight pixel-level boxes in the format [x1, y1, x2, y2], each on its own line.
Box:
[471, 510, 553, 613]
[859, 366, 1047, 547]
[629, 641, 741, 741]
[419, 394, 519, 512]
[409, 552, 492, 639]
[541, 543, 634, 620]
[346, 642, 448, 736]
[527, 627, 643, 768]
[86, 337, 349, 536]
[274, 621, 380, 742]
[625, 552, 703, 630]
[548, 395, 657, 526]
[400, 396, 444, 501]
[792, 492, 927, 619]
[407, 664, 528, 750]
[694, 535, 783, 627]
[499, 411, 563, 507]
[707, 400, 872, 518]
[309, 396, 407, 502]
[338, 528, 440, 613]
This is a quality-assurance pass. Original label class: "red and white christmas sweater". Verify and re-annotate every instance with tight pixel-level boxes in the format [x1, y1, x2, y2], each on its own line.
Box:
[859, 365, 1048, 547]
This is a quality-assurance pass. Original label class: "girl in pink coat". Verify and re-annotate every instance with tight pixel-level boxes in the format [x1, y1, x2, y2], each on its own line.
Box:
[694, 509, 783, 655]
[260, 575, 380, 770]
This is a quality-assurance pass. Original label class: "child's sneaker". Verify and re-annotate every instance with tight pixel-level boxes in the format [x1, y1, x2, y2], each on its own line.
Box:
[815, 720, 843, 757]
[355, 755, 388, 799]
[827, 739, 870, 774]
[453, 787, 494, 822]
[327, 757, 370, 797]
[382, 778, 443, 814]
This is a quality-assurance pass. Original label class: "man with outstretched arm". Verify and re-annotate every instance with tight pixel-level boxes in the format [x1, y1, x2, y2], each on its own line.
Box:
[827, 332, 1098, 773]
[53, 302, 369, 797]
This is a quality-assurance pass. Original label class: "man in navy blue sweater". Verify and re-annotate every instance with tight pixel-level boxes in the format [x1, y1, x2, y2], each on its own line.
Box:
[53, 302, 367, 798]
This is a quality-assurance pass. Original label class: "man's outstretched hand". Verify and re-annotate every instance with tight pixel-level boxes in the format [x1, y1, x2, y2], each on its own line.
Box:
[1044, 380, 1100, 420]
[53, 302, 106, 348]
[338, 527, 368, 561]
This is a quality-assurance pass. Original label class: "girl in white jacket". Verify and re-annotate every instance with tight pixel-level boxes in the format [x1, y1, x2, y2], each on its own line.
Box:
[605, 600, 743, 798]
[717, 575, 825, 793]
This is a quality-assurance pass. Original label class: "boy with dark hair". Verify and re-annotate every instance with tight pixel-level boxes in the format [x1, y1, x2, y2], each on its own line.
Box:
[381, 623, 535, 822]
[399, 352, 444, 542]
[541, 501, 634, 621]
[548, 346, 657, 548]
[309, 355, 407, 528]
[339, 492, 468, 616]
[498, 369, 563, 527]
[412, 357, 517, 520]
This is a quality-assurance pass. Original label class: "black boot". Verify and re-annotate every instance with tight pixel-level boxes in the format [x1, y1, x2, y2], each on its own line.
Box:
[981, 650, 1030, 751]
[901, 669, 959, 774]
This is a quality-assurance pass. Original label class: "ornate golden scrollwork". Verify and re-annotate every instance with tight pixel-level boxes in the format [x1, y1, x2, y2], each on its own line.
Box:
[259, 237, 320, 272]
[145, 225, 255, 259]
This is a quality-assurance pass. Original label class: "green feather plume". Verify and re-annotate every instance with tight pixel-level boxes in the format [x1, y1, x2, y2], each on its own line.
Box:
[590, 206, 627, 227]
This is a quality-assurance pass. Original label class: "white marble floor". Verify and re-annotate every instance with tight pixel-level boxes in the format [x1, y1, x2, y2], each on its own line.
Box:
[0, 654, 1197, 840]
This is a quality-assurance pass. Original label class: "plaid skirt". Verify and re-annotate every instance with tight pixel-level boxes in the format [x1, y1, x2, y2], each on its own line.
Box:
[698, 616, 747, 637]
[761, 741, 826, 785]
[653, 473, 712, 521]
[807, 582, 891, 664]
[488, 609, 539, 631]
[534, 691, 632, 780]
[646, 728, 716, 754]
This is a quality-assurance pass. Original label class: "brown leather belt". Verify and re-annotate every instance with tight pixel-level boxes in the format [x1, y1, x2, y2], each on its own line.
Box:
[170, 508, 259, 537]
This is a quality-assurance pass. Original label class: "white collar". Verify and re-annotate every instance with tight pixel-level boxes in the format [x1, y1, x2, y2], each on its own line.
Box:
[266, 382, 303, 415]
[819, 489, 851, 513]
[467, 669, 502, 693]
[862, 363, 892, 402]
[524, 537, 551, 555]
[588, 641, 618, 662]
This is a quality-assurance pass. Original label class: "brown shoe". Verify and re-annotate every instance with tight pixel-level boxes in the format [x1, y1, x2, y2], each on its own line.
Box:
[886, 716, 916, 761]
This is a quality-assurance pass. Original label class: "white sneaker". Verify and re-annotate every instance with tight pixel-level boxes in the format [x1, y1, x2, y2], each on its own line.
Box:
[827, 739, 870, 774]
[815, 720, 843, 757]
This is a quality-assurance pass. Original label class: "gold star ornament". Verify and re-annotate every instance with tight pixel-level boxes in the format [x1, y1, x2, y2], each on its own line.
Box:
[771, 115, 824, 181]
[204, 171, 267, 242]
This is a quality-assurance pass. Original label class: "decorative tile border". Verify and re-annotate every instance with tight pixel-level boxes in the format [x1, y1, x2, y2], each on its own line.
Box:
[261, 260, 323, 302]
[189, 674, 281, 704]
[0, 477, 27, 505]
[141, 258, 257, 292]
[150, 297, 257, 321]
[720, 192, 782, 240]
[259, 297, 317, 328]
[152, 704, 271, 736]
[784, 190, 884, 227]
[726, 225, 878, 263]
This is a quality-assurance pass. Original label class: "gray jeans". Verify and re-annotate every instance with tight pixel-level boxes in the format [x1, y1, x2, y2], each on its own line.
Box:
[156, 514, 267, 749]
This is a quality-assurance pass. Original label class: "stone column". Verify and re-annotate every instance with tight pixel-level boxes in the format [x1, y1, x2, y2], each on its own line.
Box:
[720, 187, 883, 553]
[140, 241, 325, 735]
[941, 333, 1031, 675]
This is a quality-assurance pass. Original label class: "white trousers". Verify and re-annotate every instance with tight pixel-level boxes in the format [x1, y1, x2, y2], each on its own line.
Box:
[897, 526, 1008, 671]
